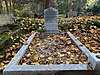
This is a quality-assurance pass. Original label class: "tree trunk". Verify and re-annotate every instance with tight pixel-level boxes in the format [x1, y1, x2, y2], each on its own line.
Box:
[4, 0, 9, 14]
[44, 0, 50, 9]
[0, 0, 2, 14]
[12, 0, 15, 16]
[49, 0, 54, 7]
[9, 0, 12, 13]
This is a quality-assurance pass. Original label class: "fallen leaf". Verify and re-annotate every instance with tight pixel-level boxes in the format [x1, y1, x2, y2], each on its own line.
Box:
[48, 57, 52, 60]
[85, 44, 90, 48]
[34, 55, 39, 60]
[0, 55, 4, 58]
[0, 63, 4, 66]
[31, 42, 34, 44]
[23, 41, 28, 45]
[40, 54, 45, 58]
[26, 53, 31, 57]
[22, 63, 27, 65]
[66, 62, 70, 64]
[31, 62, 39, 65]
[79, 61, 83, 64]
[10, 36, 13, 40]
[67, 52, 71, 55]
[12, 57, 16, 61]
[59, 54, 65, 57]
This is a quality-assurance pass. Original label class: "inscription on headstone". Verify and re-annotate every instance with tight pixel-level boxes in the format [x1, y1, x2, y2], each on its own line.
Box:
[44, 7, 59, 33]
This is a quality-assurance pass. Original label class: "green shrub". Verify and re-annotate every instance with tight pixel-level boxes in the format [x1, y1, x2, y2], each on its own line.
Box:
[37, 28, 46, 33]
[78, 24, 82, 30]
[93, 21, 100, 28]
[34, 14, 38, 18]
[92, 5, 100, 15]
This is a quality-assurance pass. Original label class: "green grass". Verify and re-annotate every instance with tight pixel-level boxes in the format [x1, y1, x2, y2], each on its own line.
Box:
[59, 14, 67, 18]
[0, 34, 8, 42]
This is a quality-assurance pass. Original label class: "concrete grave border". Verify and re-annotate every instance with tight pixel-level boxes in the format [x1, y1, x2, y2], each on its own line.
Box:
[67, 32, 100, 70]
[3, 32, 100, 75]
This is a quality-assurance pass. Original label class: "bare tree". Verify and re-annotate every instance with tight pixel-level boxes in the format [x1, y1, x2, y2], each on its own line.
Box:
[0, 0, 3, 14]
[44, 0, 50, 9]
[4, 0, 9, 14]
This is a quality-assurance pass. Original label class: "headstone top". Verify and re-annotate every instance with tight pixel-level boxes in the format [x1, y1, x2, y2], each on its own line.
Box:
[44, 7, 58, 11]
[44, 7, 58, 16]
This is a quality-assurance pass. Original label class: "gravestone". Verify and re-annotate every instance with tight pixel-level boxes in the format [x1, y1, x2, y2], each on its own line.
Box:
[68, 12, 77, 18]
[0, 14, 14, 26]
[44, 7, 59, 33]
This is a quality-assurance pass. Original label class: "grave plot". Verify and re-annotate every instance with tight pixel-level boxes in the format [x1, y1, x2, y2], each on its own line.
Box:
[67, 31, 100, 71]
[70, 25, 100, 70]
[4, 32, 97, 75]
[72, 26, 100, 53]
[19, 33, 88, 65]
[0, 33, 31, 69]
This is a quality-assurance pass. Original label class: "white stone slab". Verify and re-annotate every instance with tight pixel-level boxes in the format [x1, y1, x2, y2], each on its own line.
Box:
[67, 32, 100, 71]
[0, 14, 14, 26]
[3, 64, 88, 75]
[88, 53, 100, 70]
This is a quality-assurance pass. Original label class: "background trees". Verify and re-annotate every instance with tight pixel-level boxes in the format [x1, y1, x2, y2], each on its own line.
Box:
[0, 0, 3, 14]
[0, 0, 99, 16]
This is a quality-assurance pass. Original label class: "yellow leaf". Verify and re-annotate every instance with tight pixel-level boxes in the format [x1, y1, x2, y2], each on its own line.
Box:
[24, 27, 27, 29]
[12, 57, 16, 61]
[59, 54, 64, 57]
[91, 47, 96, 50]
[66, 38, 70, 40]
[48, 57, 52, 60]
[27, 53, 31, 57]
[0, 63, 4, 66]
[66, 62, 70, 64]
[60, 37, 64, 39]
[22, 63, 27, 65]
[34, 55, 39, 60]
[67, 52, 71, 55]
[40, 54, 45, 58]
[79, 61, 83, 64]
[36, 43, 41, 46]
[12, 45, 15, 48]
[0, 55, 4, 58]
[84, 37, 88, 40]
[90, 29, 94, 33]
[12, 52, 16, 56]
[85, 44, 90, 48]
[31, 62, 39, 65]
[10, 36, 13, 40]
